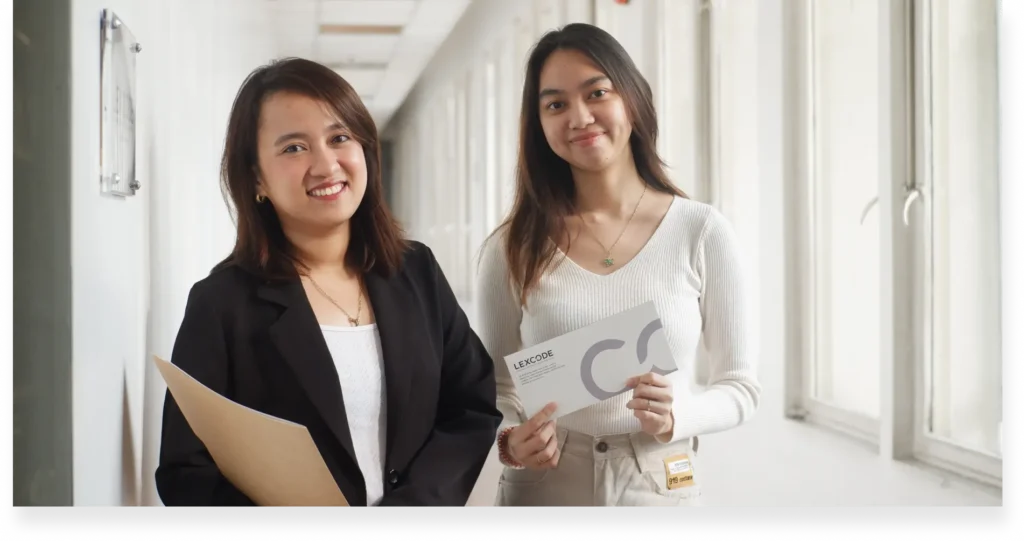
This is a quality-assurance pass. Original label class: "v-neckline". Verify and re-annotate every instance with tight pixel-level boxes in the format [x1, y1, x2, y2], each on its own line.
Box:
[552, 196, 678, 279]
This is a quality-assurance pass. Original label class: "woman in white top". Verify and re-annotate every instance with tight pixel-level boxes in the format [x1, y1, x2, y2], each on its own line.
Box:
[477, 23, 761, 506]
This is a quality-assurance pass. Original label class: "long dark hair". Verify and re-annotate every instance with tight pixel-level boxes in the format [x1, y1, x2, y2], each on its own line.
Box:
[215, 57, 406, 280]
[499, 23, 686, 305]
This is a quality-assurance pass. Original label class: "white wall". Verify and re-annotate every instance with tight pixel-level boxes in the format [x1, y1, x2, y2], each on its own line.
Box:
[68, 0, 276, 505]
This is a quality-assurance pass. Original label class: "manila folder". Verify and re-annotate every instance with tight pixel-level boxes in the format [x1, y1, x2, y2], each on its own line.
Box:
[153, 355, 348, 506]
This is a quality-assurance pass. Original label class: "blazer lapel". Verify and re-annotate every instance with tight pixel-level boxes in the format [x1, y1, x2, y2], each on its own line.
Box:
[364, 272, 422, 467]
[257, 280, 358, 467]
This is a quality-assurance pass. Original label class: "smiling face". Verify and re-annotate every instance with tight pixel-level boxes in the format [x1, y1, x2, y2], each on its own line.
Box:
[537, 48, 633, 174]
[254, 91, 368, 236]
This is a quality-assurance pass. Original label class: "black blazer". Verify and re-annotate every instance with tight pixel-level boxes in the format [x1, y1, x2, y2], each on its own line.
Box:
[154, 241, 502, 506]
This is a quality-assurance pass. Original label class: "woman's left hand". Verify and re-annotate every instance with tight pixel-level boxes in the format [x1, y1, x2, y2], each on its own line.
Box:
[626, 372, 674, 438]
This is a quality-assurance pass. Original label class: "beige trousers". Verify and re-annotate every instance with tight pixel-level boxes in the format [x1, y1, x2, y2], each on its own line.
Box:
[495, 428, 703, 506]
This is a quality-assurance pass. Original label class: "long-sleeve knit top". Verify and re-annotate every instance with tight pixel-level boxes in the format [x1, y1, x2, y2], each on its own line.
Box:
[476, 197, 761, 452]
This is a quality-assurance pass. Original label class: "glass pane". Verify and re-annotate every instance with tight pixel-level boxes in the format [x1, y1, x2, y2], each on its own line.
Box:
[926, 0, 1002, 456]
[808, 0, 881, 418]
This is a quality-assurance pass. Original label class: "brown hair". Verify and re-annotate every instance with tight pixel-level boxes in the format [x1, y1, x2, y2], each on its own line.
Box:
[499, 23, 686, 305]
[215, 57, 406, 280]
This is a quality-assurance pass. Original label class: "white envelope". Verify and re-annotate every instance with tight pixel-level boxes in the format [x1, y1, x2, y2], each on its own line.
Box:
[503, 301, 678, 419]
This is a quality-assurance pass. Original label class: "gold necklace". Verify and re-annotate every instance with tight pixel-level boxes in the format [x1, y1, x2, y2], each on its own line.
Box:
[306, 275, 363, 326]
[579, 184, 647, 267]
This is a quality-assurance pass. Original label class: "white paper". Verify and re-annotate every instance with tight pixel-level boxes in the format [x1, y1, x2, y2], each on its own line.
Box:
[503, 301, 678, 419]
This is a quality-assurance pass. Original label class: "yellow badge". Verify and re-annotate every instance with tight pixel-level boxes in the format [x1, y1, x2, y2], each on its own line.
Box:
[663, 454, 695, 490]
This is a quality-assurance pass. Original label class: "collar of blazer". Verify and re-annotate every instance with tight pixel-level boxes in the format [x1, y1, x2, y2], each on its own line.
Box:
[254, 272, 423, 471]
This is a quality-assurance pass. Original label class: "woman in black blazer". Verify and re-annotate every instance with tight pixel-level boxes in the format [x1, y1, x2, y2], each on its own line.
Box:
[154, 57, 502, 506]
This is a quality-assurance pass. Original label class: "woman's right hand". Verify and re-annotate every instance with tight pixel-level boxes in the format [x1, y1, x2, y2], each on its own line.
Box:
[507, 402, 560, 470]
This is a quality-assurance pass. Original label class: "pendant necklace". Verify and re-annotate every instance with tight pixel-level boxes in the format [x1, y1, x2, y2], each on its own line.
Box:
[579, 183, 647, 268]
[306, 275, 363, 326]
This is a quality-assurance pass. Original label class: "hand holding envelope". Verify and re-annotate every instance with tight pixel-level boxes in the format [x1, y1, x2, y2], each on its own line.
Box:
[506, 402, 561, 470]
[626, 372, 675, 438]
[503, 301, 678, 424]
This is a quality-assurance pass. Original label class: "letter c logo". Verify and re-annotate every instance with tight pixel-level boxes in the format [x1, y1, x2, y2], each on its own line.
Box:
[636, 318, 673, 377]
[580, 339, 628, 400]
[579, 318, 670, 400]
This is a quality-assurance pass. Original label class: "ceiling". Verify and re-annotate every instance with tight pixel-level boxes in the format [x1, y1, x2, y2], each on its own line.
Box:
[267, 0, 472, 129]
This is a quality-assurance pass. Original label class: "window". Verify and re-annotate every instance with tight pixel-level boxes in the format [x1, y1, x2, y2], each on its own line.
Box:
[913, 0, 1002, 483]
[786, 0, 1002, 487]
[804, 0, 883, 437]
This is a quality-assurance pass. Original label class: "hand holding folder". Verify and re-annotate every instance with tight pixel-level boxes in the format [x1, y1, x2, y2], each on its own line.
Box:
[153, 356, 348, 506]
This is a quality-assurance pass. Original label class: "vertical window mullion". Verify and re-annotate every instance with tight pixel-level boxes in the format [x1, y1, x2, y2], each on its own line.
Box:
[877, 0, 917, 462]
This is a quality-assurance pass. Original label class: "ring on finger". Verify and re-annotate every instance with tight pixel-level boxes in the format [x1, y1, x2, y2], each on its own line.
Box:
[646, 398, 652, 411]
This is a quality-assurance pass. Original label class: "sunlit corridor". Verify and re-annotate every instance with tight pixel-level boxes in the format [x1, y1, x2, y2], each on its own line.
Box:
[11, 0, 1018, 522]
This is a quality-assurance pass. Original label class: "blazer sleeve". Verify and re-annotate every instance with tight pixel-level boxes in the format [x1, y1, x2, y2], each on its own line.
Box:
[377, 246, 503, 506]
[154, 281, 255, 506]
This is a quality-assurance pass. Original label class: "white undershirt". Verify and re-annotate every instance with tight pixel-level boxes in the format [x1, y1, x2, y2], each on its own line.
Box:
[321, 323, 387, 506]
[477, 197, 761, 449]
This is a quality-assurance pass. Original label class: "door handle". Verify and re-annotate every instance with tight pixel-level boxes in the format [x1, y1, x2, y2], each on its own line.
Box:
[902, 188, 921, 226]
[860, 196, 878, 225]
[860, 190, 921, 227]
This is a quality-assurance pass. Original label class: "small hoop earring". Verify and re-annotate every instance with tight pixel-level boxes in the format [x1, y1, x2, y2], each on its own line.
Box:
[255, 193, 266, 203]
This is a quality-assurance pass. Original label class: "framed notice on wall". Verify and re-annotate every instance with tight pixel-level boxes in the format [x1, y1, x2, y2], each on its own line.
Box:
[99, 9, 141, 197]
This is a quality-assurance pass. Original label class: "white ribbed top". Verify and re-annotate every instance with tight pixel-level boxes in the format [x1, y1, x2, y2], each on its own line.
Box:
[321, 324, 387, 506]
[476, 197, 760, 449]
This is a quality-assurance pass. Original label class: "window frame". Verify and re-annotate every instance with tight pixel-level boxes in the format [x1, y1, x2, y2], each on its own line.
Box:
[782, 0, 1003, 489]
[782, 0, 883, 446]
[908, 0, 1003, 488]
